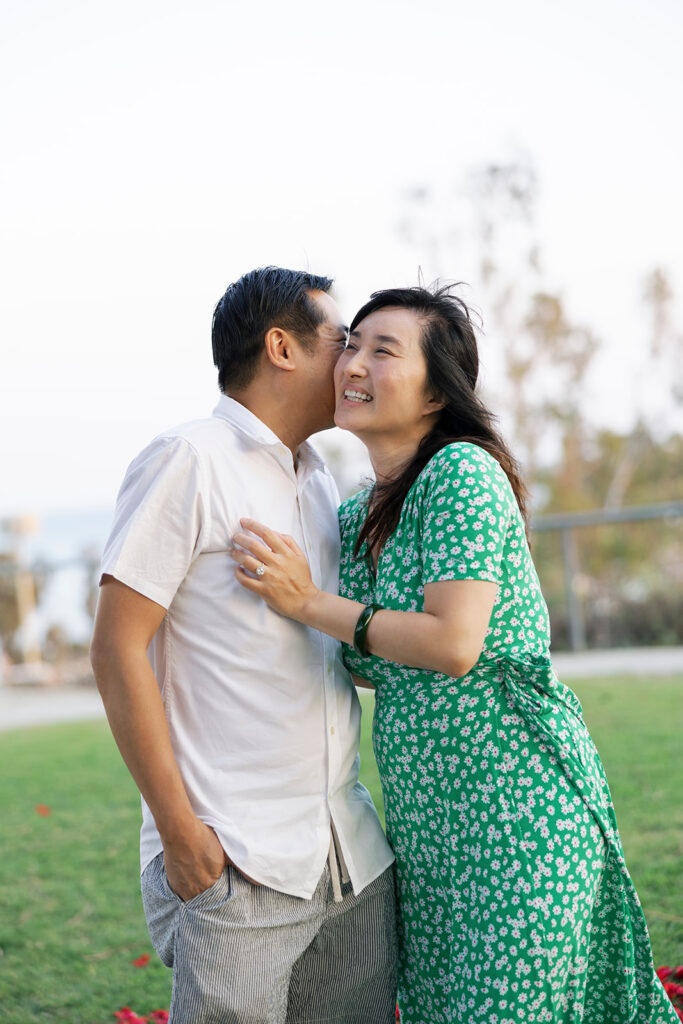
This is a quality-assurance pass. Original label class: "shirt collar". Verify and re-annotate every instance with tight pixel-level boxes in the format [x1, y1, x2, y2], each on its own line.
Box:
[212, 395, 326, 478]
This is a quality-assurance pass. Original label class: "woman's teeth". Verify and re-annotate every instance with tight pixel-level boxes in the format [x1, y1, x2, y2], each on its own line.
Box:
[344, 390, 372, 402]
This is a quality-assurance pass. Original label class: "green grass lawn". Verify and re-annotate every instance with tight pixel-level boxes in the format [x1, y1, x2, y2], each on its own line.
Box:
[0, 675, 681, 1023]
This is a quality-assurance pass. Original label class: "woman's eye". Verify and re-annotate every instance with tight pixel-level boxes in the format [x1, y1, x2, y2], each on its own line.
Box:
[376, 348, 390, 355]
[345, 343, 358, 351]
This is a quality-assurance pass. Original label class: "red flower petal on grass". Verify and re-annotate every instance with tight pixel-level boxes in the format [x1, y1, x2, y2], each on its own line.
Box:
[395, 1005, 401, 1021]
[35, 804, 51, 816]
[148, 1013, 169, 1023]
[131, 953, 151, 967]
[113, 1010, 147, 1023]
[658, 966, 674, 981]
[675, 966, 683, 980]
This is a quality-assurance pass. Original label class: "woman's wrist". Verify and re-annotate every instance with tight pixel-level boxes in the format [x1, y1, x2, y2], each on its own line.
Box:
[353, 603, 383, 656]
[297, 589, 365, 646]
[296, 584, 324, 626]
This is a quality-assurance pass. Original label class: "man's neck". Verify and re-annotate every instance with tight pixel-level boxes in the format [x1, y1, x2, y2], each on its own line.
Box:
[225, 388, 306, 458]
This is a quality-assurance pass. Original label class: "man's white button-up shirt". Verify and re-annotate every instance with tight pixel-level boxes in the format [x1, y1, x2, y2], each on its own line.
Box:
[101, 396, 393, 898]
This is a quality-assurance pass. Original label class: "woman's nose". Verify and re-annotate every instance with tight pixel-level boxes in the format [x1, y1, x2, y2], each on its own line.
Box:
[344, 349, 366, 376]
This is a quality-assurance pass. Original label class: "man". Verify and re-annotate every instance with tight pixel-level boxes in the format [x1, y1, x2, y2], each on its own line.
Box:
[90, 267, 397, 1023]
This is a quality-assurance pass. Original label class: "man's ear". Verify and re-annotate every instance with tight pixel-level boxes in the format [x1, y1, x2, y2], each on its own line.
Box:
[264, 327, 297, 372]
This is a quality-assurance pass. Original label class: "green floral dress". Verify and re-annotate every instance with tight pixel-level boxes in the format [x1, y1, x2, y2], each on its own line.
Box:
[339, 442, 675, 1024]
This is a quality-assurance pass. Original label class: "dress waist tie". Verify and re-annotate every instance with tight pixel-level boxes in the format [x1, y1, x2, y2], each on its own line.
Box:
[482, 652, 660, 1021]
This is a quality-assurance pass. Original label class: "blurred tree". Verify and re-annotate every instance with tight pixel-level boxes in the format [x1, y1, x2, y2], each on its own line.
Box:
[599, 268, 683, 510]
[83, 544, 101, 623]
[0, 555, 20, 655]
[535, 429, 683, 644]
[0, 555, 47, 662]
[641, 266, 683, 422]
[397, 157, 600, 483]
[396, 161, 682, 648]
[43, 623, 70, 664]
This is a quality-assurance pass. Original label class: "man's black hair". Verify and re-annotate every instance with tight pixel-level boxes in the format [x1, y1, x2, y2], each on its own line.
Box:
[212, 266, 334, 392]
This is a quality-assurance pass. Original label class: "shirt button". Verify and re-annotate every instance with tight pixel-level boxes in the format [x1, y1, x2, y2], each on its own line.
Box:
[330, 726, 335, 735]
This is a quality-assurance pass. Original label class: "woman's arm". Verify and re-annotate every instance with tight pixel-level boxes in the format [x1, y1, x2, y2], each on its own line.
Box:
[231, 519, 497, 678]
[352, 673, 375, 690]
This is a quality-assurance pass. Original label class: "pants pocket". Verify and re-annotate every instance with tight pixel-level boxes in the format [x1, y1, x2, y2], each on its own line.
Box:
[181, 864, 233, 912]
[141, 854, 236, 966]
[141, 853, 179, 967]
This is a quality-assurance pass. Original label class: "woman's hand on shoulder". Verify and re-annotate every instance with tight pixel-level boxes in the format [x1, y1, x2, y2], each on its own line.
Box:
[230, 519, 319, 622]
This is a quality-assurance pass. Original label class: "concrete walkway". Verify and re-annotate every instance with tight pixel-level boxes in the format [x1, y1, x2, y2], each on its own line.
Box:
[1, 648, 681, 733]
[0, 683, 106, 732]
[551, 645, 683, 678]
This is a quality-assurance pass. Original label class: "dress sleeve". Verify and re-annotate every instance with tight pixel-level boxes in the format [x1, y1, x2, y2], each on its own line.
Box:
[337, 492, 366, 557]
[337, 498, 351, 545]
[421, 443, 512, 586]
[100, 435, 208, 609]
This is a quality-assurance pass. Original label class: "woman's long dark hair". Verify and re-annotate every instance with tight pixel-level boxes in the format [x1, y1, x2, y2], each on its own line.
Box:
[351, 283, 530, 558]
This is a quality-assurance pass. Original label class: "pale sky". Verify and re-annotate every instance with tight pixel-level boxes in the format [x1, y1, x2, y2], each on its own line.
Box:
[1, 0, 682, 517]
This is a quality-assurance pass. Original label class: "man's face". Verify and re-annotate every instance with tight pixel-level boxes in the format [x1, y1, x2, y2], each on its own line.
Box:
[298, 290, 348, 431]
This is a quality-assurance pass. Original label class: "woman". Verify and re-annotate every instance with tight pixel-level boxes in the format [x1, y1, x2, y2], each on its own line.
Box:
[230, 284, 676, 1024]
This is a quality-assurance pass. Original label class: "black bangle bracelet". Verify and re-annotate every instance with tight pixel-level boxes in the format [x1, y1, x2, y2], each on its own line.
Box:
[353, 603, 383, 657]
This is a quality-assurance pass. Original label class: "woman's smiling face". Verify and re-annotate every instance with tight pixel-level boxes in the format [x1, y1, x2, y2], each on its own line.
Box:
[334, 307, 443, 447]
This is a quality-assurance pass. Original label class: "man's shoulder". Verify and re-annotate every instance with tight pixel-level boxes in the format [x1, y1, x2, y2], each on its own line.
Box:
[150, 413, 239, 457]
[157, 413, 223, 443]
[119, 415, 241, 496]
[298, 440, 336, 484]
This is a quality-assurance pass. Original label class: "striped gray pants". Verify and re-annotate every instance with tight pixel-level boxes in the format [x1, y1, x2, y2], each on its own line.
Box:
[141, 853, 397, 1023]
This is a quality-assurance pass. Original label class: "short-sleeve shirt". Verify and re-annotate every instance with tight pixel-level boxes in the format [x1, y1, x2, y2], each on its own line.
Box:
[101, 396, 393, 897]
[338, 442, 551, 691]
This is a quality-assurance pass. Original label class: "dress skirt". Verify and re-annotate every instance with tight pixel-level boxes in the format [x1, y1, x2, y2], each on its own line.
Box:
[373, 654, 678, 1024]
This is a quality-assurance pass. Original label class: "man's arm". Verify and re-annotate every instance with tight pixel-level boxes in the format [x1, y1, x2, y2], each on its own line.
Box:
[90, 575, 226, 900]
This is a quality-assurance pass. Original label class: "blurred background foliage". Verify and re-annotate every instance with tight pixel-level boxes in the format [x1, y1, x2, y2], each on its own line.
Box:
[1, 157, 681, 658]
[394, 158, 682, 648]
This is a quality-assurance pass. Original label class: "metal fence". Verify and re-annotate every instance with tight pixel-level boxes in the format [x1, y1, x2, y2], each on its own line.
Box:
[2, 501, 683, 657]
[532, 500, 683, 650]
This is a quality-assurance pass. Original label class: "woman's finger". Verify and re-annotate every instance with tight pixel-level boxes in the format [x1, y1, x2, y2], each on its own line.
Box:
[239, 519, 290, 554]
[232, 531, 273, 562]
[229, 548, 267, 578]
[234, 566, 261, 592]
[280, 533, 304, 555]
